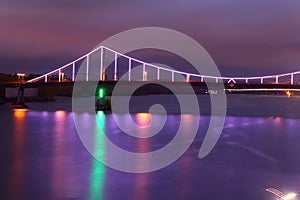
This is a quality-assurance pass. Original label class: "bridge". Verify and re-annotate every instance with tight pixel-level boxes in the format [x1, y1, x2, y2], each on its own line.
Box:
[26, 46, 300, 88]
[4, 45, 299, 109]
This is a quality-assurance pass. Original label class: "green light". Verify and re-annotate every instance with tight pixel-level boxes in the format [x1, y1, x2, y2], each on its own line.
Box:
[89, 111, 106, 200]
[98, 88, 105, 98]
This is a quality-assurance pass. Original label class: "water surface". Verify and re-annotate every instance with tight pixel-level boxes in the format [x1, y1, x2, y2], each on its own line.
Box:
[1, 95, 300, 200]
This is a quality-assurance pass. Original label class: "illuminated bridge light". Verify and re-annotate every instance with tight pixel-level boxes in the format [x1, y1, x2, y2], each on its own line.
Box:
[266, 188, 297, 200]
[26, 45, 300, 85]
[284, 193, 297, 200]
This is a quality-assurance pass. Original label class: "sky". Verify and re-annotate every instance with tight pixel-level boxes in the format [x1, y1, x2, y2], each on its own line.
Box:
[0, 0, 300, 76]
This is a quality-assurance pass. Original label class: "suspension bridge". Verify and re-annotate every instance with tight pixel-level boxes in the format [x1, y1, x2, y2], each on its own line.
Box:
[26, 46, 300, 87]
[4, 45, 300, 109]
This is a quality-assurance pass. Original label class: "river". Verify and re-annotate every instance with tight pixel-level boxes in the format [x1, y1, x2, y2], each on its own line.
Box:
[1, 94, 300, 200]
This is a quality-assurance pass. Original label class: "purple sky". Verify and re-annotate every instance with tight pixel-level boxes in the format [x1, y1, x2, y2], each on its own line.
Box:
[1, 0, 300, 76]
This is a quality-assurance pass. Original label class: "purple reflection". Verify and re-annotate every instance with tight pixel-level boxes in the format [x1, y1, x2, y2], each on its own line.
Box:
[51, 111, 81, 199]
[51, 110, 67, 199]
[133, 119, 150, 200]
[3, 101, 300, 200]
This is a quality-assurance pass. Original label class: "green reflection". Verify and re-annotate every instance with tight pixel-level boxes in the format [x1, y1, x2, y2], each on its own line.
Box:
[89, 111, 106, 200]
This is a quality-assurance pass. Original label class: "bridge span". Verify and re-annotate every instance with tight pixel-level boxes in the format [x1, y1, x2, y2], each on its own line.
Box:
[3, 45, 299, 107]
[26, 45, 300, 87]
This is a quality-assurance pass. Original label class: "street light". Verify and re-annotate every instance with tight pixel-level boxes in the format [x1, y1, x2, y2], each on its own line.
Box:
[17, 73, 25, 82]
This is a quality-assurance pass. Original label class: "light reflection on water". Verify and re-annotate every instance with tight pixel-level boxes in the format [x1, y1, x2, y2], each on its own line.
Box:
[2, 107, 300, 200]
[89, 111, 106, 200]
[11, 109, 27, 200]
[134, 112, 150, 200]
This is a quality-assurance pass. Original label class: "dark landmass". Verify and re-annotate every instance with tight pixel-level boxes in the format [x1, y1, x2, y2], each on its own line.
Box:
[0, 81, 299, 105]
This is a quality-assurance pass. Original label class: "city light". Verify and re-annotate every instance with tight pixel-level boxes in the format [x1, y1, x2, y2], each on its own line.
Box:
[286, 90, 292, 97]
[17, 73, 25, 77]
[283, 193, 297, 200]
[17, 73, 25, 82]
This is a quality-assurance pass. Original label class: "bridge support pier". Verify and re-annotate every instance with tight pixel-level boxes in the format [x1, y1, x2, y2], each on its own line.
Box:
[95, 86, 111, 111]
[8, 84, 28, 109]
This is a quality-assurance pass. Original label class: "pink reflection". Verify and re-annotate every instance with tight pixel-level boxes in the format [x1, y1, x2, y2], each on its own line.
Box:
[275, 117, 282, 123]
[134, 173, 149, 200]
[52, 110, 78, 199]
[55, 110, 66, 118]
[177, 114, 194, 200]
[52, 110, 66, 199]
[133, 116, 150, 200]
[11, 109, 27, 199]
